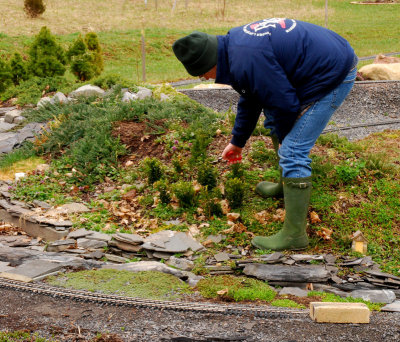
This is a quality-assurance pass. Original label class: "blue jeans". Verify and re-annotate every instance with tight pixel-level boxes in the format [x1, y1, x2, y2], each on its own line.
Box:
[278, 67, 357, 178]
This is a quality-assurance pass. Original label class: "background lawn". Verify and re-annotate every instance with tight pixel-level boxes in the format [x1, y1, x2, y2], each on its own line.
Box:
[1, 0, 400, 83]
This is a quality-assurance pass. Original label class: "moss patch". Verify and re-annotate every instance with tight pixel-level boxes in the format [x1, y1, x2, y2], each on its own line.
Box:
[196, 275, 276, 302]
[47, 269, 191, 300]
[270, 299, 306, 309]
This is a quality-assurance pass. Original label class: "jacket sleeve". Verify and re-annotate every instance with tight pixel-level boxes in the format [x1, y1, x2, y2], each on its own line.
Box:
[230, 46, 301, 144]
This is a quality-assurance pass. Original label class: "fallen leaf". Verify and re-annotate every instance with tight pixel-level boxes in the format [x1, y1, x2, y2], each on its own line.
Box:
[140, 135, 150, 142]
[310, 211, 321, 224]
[316, 227, 333, 240]
[227, 212, 240, 222]
[217, 288, 229, 296]
[272, 209, 285, 222]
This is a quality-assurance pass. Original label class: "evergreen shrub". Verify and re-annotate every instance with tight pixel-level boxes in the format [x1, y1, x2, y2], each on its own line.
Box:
[0, 58, 12, 93]
[173, 181, 197, 208]
[225, 177, 245, 209]
[142, 157, 164, 184]
[28, 27, 67, 78]
[155, 179, 171, 205]
[197, 162, 218, 190]
[10, 53, 28, 85]
[24, 0, 46, 18]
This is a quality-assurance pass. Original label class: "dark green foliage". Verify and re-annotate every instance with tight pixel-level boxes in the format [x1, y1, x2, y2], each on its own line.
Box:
[204, 198, 223, 218]
[85, 32, 104, 75]
[0, 58, 12, 93]
[197, 162, 218, 190]
[225, 177, 245, 209]
[155, 179, 171, 205]
[173, 181, 197, 208]
[91, 73, 138, 91]
[249, 140, 277, 164]
[142, 157, 164, 184]
[189, 131, 211, 164]
[24, 0, 46, 18]
[172, 156, 184, 174]
[1, 76, 74, 105]
[335, 160, 365, 184]
[226, 162, 245, 180]
[364, 153, 397, 177]
[10, 53, 28, 85]
[28, 27, 67, 78]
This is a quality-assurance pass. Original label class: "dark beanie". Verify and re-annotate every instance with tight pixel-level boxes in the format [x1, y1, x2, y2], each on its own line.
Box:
[172, 31, 218, 76]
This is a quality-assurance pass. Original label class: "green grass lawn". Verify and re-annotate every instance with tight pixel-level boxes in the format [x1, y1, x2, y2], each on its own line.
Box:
[1, 1, 400, 83]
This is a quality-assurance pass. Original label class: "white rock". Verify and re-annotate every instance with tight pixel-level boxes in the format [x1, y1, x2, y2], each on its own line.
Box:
[136, 87, 152, 100]
[4, 109, 22, 124]
[122, 92, 138, 103]
[13, 116, 26, 124]
[36, 164, 50, 172]
[52, 92, 68, 104]
[15, 172, 26, 181]
[160, 93, 170, 102]
[37, 97, 52, 108]
[69, 85, 105, 98]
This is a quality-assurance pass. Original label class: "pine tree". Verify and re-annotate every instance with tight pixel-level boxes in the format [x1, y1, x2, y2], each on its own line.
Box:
[28, 27, 67, 78]
[0, 58, 12, 93]
[85, 32, 104, 75]
[67, 35, 94, 81]
[24, 0, 46, 18]
[10, 53, 28, 85]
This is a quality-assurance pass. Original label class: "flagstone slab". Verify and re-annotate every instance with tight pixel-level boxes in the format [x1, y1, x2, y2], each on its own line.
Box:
[0, 261, 12, 273]
[142, 230, 203, 253]
[381, 300, 400, 312]
[243, 264, 330, 282]
[67, 228, 94, 239]
[0, 260, 63, 282]
[113, 232, 143, 245]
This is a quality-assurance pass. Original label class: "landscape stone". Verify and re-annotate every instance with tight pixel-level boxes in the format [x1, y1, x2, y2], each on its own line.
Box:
[113, 232, 143, 245]
[152, 252, 174, 260]
[64, 249, 86, 254]
[163, 219, 181, 226]
[160, 93, 170, 101]
[0, 120, 16, 132]
[0, 259, 63, 282]
[0, 107, 16, 115]
[365, 270, 400, 282]
[243, 264, 330, 282]
[381, 300, 400, 312]
[4, 109, 22, 124]
[260, 252, 285, 263]
[0, 245, 39, 266]
[206, 234, 225, 244]
[114, 240, 143, 253]
[166, 256, 194, 271]
[85, 231, 111, 242]
[46, 239, 76, 252]
[16, 122, 45, 143]
[58, 202, 90, 214]
[13, 116, 26, 124]
[136, 87, 152, 100]
[0, 261, 12, 273]
[279, 287, 308, 297]
[52, 92, 68, 104]
[291, 254, 324, 262]
[122, 92, 138, 103]
[32, 200, 52, 209]
[83, 250, 104, 259]
[214, 252, 230, 262]
[104, 254, 127, 263]
[349, 289, 396, 304]
[142, 230, 203, 253]
[37, 97, 52, 108]
[0, 132, 18, 153]
[102, 261, 185, 279]
[77, 238, 107, 249]
[67, 228, 94, 239]
[69, 85, 105, 98]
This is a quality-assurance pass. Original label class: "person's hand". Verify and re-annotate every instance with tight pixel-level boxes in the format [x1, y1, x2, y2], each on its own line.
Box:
[222, 143, 242, 163]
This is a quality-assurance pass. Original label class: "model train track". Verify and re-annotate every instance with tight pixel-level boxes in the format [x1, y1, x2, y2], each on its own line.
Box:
[323, 119, 400, 133]
[0, 277, 306, 318]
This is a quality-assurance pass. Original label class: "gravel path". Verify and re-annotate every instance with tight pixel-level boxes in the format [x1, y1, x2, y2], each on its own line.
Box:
[180, 81, 400, 141]
[1, 287, 400, 341]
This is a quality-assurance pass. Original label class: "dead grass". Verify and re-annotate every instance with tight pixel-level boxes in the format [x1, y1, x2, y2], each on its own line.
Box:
[1, 0, 327, 36]
[0, 157, 46, 181]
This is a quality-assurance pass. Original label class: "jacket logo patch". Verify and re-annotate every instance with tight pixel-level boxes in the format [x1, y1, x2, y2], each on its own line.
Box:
[243, 18, 296, 37]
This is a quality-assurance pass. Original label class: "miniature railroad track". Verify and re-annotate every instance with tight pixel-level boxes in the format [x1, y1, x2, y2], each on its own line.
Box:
[0, 278, 307, 318]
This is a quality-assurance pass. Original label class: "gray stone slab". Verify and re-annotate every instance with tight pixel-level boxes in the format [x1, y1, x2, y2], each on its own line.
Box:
[4, 109, 22, 124]
[214, 252, 230, 262]
[56, 202, 90, 214]
[0, 245, 40, 266]
[0, 132, 18, 153]
[260, 252, 285, 263]
[279, 287, 308, 297]
[0, 106, 16, 115]
[166, 256, 194, 271]
[365, 270, 400, 282]
[0, 121, 16, 131]
[0, 260, 63, 281]
[349, 289, 396, 304]
[381, 300, 400, 312]
[291, 254, 324, 262]
[32, 200, 52, 209]
[83, 250, 104, 259]
[243, 264, 330, 283]
[0, 261, 12, 273]
[142, 230, 203, 253]
[77, 238, 107, 249]
[152, 251, 173, 260]
[114, 240, 143, 252]
[46, 239, 76, 252]
[86, 231, 111, 242]
[104, 254, 127, 263]
[67, 228, 94, 239]
[206, 234, 226, 244]
[113, 232, 143, 245]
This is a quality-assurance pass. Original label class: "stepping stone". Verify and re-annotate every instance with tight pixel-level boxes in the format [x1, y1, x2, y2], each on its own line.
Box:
[279, 287, 309, 297]
[260, 252, 285, 263]
[291, 254, 324, 262]
[243, 264, 330, 282]
[142, 230, 203, 253]
[214, 252, 230, 262]
[0, 260, 63, 282]
[104, 254, 128, 263]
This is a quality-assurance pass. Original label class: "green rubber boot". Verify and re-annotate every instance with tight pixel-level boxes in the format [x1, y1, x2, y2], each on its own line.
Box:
[255, 135, 283, 198]
[252, 176, 312, 251]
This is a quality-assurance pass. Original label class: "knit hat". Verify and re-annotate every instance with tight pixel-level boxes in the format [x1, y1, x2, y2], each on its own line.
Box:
[172, 31, 218, 76]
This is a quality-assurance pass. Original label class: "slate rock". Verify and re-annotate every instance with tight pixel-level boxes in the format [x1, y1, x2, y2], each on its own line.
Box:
[122, 92, 138, 103]
[0, 246, 39, 266]
[260, 252, 285, 263]
[67, 228, 94, 239]
[0, 261, 12, 273]
[32, 200, 52, 209]
[206, 234, 226, 244]
[114, 240, 143, 253]
[152, 252, 174, 260]
[381, 300, 400, 312]
[214, 252, 230, 262]
[86, 231, 111, 242]
[279, 287, 308, 297]
[46, 239, 76, 252]
[58, 202, 90, 214]
[113, 232, 143, 245]
[166, 256, 194, 271]
[104, 254, 128, 263]
[77, 238, 107, 249]
[349, 289, 396, 304]
[312, 284, 348, 298]
[0, 120, 16, 132]
[69, 85, 105, 98]
[102, 261, 185, 279]
[243, 264, 330, 282]
[0, 106, 16, 115]
[365, 270, 400, 282]
[291, 254, 324, 262]
[0, 132, 18, 153]
[0, 259, 63, 282]
[83, 250, 104, 259]
[142, 230, 203, 253]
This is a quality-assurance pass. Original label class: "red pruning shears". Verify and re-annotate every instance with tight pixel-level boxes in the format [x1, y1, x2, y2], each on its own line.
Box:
[226, 150, 242, 164]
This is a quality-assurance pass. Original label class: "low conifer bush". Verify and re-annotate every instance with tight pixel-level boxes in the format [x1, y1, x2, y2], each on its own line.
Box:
[24, 0, 46, 18]
[0, 58, 12, 93]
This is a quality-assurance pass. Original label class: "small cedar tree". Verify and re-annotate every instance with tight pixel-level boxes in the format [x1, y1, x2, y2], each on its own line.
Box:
[24, 0, 46, 18]
[0, 58, 12, 93]
[10, 53, 29, 85]
[28, 26, 67, 78]
[67, 35, 94, 81]
[85, 32, 104, 75]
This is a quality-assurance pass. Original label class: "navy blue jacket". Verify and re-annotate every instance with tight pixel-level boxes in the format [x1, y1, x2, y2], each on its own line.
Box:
[215, 18, 356, 146]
